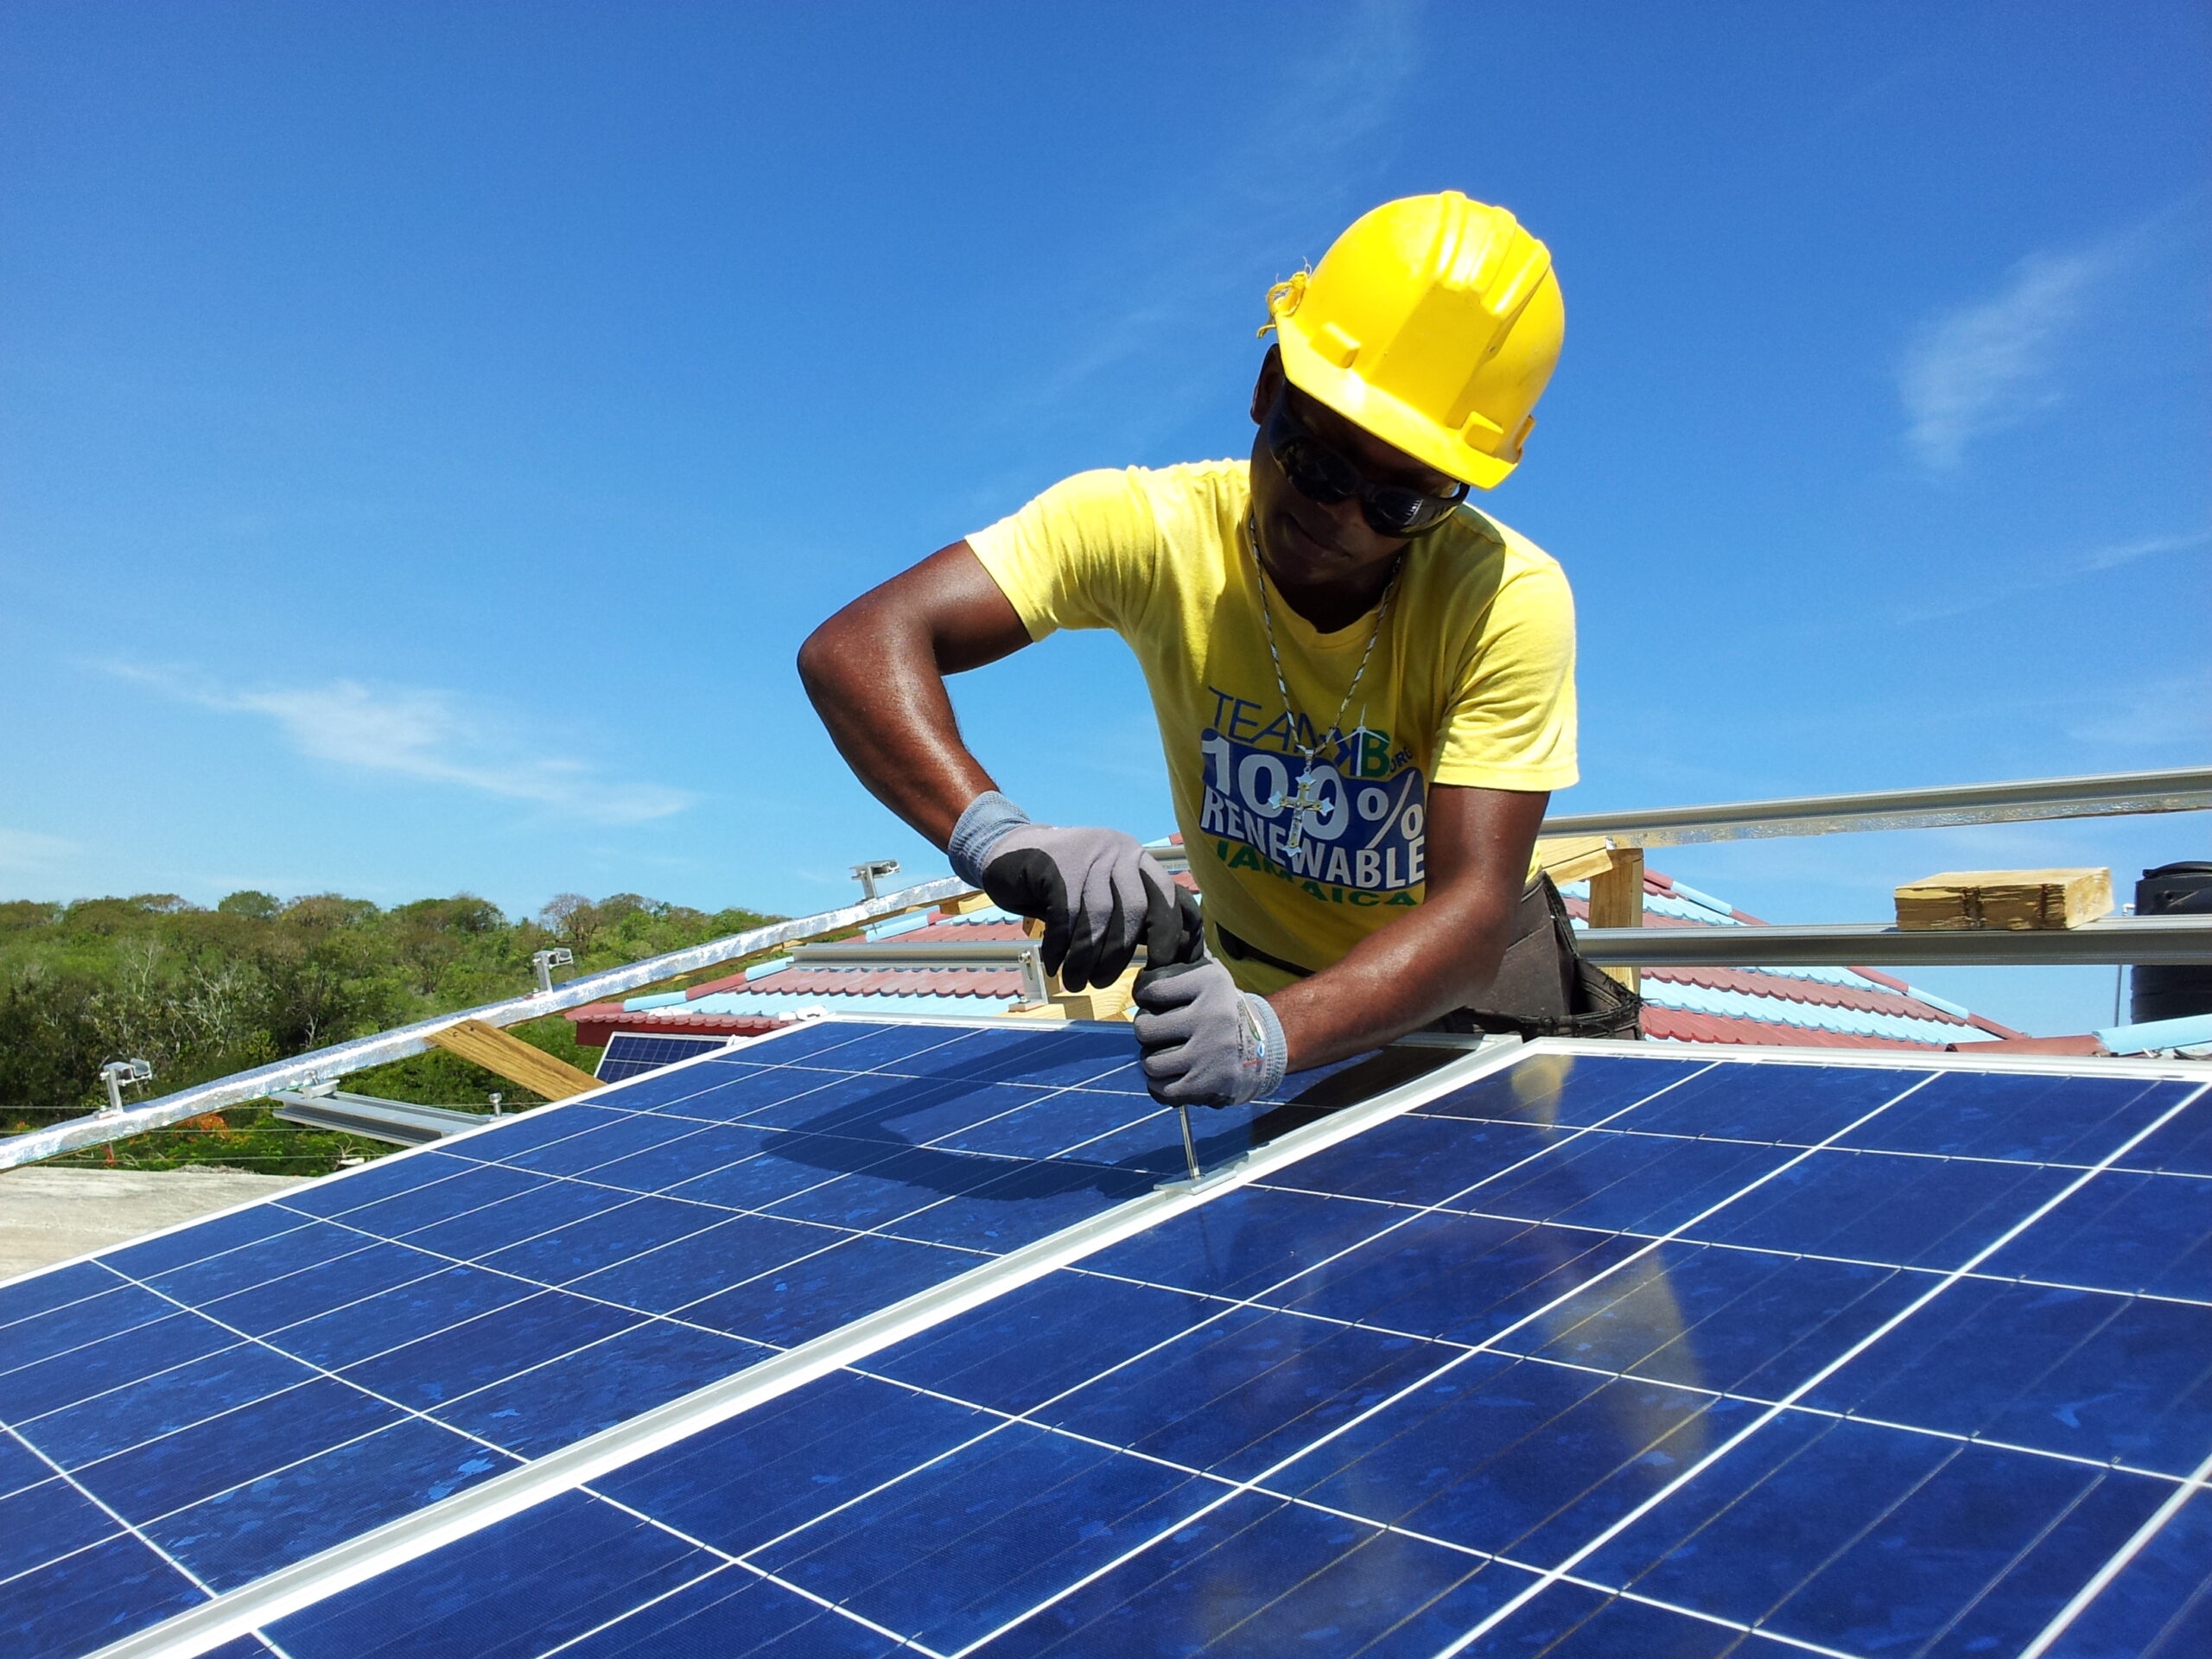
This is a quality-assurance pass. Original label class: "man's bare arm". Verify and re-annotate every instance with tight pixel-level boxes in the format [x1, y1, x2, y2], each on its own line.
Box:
[802, 556, 1547, 1068]
[796, 541, 1033, 848]
[1264, 783, 1549, 1071]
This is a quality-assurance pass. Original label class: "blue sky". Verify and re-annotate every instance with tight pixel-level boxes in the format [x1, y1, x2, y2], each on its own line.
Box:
[2, 1, 2205, 1035]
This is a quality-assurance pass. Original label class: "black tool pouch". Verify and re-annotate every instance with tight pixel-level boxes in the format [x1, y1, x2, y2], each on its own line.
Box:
[1212, 873, 1642, 1041]
[1430, 873, 1643, 1040]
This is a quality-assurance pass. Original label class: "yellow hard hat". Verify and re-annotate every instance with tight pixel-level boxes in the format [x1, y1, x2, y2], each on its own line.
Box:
[1265, 192, 1562, 489]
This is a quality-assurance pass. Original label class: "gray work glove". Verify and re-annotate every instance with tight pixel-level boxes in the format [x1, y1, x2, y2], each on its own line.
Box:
[1133, 955, 1290, 1108]
[948, 791, 1193, 991]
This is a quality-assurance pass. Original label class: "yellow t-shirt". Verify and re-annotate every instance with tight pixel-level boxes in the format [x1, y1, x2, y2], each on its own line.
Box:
[967, 459, 1577, 994]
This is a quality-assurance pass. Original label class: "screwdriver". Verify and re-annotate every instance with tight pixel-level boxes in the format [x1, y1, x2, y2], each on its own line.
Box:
[1175, 1103, 1202, 1183]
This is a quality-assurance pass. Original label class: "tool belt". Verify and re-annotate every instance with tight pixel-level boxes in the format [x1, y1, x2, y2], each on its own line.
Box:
[1214, 872, 1643, 1041]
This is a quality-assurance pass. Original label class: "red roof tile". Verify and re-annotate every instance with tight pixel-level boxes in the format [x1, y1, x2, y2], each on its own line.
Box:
[1643, 1007, 1944, 1050]
[726, 968, 1023, 999]
[903, 920, 1030, 944]
[1643, 964, 1973, 1027]
[1946, 1033, 2107, 1056]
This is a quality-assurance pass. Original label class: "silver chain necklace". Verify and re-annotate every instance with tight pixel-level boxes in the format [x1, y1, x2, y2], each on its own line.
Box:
[1246, 512, 1402, 856]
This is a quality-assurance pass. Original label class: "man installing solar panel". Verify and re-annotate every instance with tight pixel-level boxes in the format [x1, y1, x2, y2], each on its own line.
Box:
[801, 192, 1610, 1112]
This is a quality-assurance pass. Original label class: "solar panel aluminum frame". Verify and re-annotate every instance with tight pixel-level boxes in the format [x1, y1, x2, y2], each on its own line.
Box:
[1530, 1032, 2212, 1084]
[70, 1016, 1516, 1659]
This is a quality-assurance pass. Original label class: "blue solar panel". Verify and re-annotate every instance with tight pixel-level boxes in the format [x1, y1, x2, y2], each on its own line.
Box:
[592, 1031, 736, 1084]
[4, 1017, 1347, 1658]
[7, 1033, 2209, 1658]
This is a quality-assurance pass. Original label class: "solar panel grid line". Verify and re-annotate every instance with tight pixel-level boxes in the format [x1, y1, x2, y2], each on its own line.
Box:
[17, 1065, 2185, 1659]
[820, 1061, 1738, 1493]
[1053, 1244, 2160, 1492]
[528, 1566, 741, 1659]
[13, 1360, 394, 1516]
[1043, 1237, 2206, 1516]
[10, 1021, 1016, 1658]
[588, 1044, 1604, 1655]
[539, 1484, 959, 1659]
[0, 1027, 808, 1306]
[1475, 1345, 2170, 1485]
[631, 1056, 2204, 1658]
[302, 1039, 1530, 1654]
[1253, 1067, 1942, 1287]
[2018, 1443, 2212, 1656]
[1173, 1198, 2212, 1322]
[16, 1236, 509, 1420]
[911, 1066, 1916, 1656]
[1535, 1033, 2212, 1084]
[10, 1230, 573, 1587]
[1249, 1060, 1727, 1206]
[962, 1063, 2085, 1653]
[19, 1184, 825, 1461]
[950, 1071, 2177, 1654]
[1319, 1109, 2212, 1179]
[1243, 1499, 1866, 1659]
[1252, 1191, 2209, 1310]
[581, 1374, 1039, 1599]
[1254, 1498, 1866, 1659]
[1241, 1076, 2212, 1319]
[829, 1344, 1867, 1659]
[1538, 1579, 1859, 1659]
[1423, 1074, 2212, 1659]
[265, 1173, 909, 1351]
[41, 1034, 2210, 1658]
[1974, 1264, 2212, 1311]
[1230, 1201, 2212, 1406]
[0, 1420, 222, 1606]
[83, 1026, 1515, 1659]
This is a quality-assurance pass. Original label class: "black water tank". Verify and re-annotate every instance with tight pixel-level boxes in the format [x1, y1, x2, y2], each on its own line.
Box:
[2130, 861, 2212, 1025]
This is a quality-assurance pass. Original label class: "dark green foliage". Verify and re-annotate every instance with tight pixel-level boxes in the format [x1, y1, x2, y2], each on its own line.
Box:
[1, 889, 779, 1172]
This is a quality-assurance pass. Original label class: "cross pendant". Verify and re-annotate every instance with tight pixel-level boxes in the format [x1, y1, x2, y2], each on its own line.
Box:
[1281, 766, 1328, 857]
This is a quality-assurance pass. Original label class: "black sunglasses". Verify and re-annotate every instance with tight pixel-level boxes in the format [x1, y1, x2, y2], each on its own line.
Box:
[1263, 389, 1468, 537]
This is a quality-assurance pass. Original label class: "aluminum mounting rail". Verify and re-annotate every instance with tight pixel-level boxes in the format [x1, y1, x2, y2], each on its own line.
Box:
[0, 875, 971, 1173]
[268, 1092, 493, 1147]
[1538, 766, 2211, 848]
[1575, 912, 2212, 968]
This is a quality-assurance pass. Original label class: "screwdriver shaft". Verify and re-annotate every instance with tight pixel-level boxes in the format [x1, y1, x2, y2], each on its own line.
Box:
[1176, 1103, 1202, 1182]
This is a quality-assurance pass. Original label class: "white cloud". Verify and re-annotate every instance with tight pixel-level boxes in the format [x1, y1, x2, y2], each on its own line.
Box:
[0, 828, 75, 871]
[2062, 667, 2212, 750]
[1897, 525, 2210, 624]
[111, 667, 694, 824]
[1014, 0, 1422, 421]
[1898, 242, 2121, 470]
[2070, 527, 2211, 574]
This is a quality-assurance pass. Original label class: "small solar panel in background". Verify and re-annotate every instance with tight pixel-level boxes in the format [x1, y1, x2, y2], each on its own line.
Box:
[593, 1031, 738, 1083]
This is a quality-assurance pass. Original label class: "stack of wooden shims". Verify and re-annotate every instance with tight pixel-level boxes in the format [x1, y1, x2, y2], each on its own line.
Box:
[1893, 868, 2113, 931]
